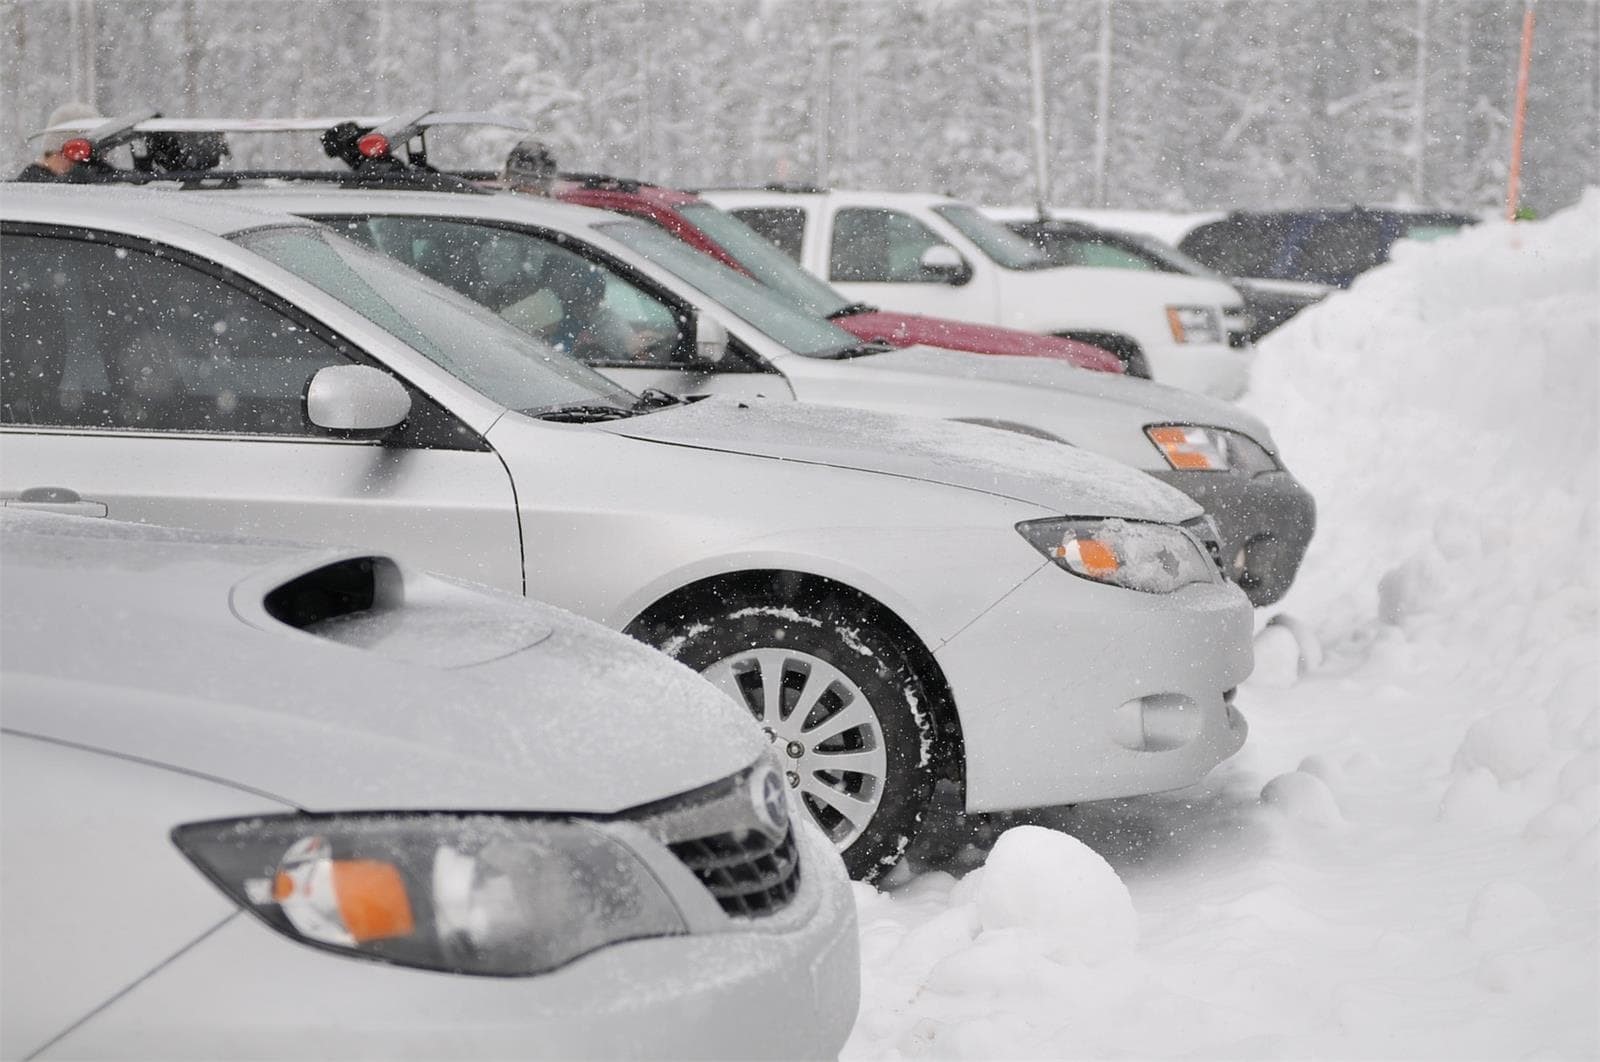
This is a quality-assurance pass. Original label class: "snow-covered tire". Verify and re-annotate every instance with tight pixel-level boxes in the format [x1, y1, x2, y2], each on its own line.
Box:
[638, 591, 940, 881]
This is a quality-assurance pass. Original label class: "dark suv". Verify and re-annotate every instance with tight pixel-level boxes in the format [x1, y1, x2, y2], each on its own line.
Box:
[1180, 208, 1478, 289]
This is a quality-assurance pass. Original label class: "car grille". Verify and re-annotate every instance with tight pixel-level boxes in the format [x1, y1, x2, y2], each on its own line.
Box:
[1183, 515, 1228, 579]
[628, 763, 803, 919]
[669, 825, 802, 918]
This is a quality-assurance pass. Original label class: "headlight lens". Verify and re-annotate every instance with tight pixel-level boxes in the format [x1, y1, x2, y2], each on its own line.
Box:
[1166, 305, 1223, 344]
[1017, 517, 1217, 593]
[174, 813, 686, 976]
[1145, 424, 1279, 473]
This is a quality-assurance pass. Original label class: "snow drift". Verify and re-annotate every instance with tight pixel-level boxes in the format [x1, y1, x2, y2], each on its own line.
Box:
[845, 192, 1598, 1059]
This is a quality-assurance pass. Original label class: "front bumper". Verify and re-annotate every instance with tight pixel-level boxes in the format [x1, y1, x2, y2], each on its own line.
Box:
[1151, 468, 1316, 607]
[935, 565, 1254, 814]
[1141, 339, 1254, 400]
[42, 822, 859, 1061]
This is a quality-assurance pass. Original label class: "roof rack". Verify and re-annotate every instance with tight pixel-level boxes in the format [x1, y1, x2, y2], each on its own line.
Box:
[20, 108, 538, 192]
[558, 171, 649, 193]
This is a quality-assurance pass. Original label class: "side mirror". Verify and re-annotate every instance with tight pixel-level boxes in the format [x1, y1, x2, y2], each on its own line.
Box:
[694, 316, 730, 365]
[305, 365, 412, 435]
[918, 244, 971, 286]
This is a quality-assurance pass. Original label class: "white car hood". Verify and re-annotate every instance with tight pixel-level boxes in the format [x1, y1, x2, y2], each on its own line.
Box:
[0, 513, 764, 814]
[995, 266, 1243, 331]
[600, 397, 1200, 523]
[852, 345, 1275, 443]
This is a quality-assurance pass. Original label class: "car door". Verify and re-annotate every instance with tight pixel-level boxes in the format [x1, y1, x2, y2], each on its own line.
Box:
[821, 206, 996, 321]
[0, 226, 525, 592]
[331, 214, 794, 402]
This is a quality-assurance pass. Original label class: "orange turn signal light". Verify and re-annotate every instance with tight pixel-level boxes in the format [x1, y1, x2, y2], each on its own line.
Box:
[1148, 426, 1219, 470]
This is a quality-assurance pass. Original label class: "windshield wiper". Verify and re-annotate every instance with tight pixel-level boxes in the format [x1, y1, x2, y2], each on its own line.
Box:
[825, 301, 877, 319]
[818, 340, 894, 360]
[526, 402, 636, 423]
[631, 387, 687, 411]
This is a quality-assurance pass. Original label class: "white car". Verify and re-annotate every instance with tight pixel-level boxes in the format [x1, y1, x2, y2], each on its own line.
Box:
[0, 511, 858, 1059]
[699, 187, 1255, 398]
[0, 186, 1253, 880]
[253, 187, 1312, 608]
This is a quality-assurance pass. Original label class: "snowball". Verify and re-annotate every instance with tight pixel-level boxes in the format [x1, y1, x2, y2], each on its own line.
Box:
[1454, 707, 1553, 784]
[1438, 767, 1506, 824]
[1521, 803, 1584, 841]
[1464, 880, 1551, 951]
[974, 826, 1137, 965]
[1260, 770, 1344, 826]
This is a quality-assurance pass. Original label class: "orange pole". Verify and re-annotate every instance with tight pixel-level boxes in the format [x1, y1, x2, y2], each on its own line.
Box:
[1505, 1, 1536, 221]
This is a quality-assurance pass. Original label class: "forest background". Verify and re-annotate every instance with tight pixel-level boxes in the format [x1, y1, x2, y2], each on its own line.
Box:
[4, 0, 1598, 215]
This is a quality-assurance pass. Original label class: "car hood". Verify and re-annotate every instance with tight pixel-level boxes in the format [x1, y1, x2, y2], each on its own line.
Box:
[598, 397, 1200, 523]
[0, 513, 764, 814]
[995, 266, 1244, 330]
[836, 310, 1125, 372]
[840, 345, 1277, 446]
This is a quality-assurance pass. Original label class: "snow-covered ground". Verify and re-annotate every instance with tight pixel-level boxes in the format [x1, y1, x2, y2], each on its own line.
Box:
[846, 193, 1600, 1058]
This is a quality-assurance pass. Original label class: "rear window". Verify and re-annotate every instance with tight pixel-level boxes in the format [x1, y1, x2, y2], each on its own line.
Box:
[1180, 218, 1291, 278]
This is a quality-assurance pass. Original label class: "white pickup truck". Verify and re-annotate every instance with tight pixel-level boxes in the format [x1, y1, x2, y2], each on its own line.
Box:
[701, 187, 1254, 399]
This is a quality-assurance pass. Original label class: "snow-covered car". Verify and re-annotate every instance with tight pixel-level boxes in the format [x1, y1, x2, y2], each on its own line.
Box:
[0, 186, 1253, 879]
[0, 510, 858, 1059]
[699, 186, 1254, 397]
[252, 187, 1313, 607]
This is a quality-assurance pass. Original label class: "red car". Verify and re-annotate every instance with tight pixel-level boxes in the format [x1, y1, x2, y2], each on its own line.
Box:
[548, 174, 1123, 373]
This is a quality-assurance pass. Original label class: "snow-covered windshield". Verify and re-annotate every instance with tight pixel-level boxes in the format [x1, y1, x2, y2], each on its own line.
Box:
[235, 226, 632, 414]
[934, 204, 1054, 270]
[676, 202, 853, 318]
[596, 219, 863, 358]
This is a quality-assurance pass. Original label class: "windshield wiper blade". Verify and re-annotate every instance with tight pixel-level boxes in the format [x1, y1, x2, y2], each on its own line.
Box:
[631, 387, 687, 411]
[822, 340, 894, 360]
[825, 302, 877, 319]
[526, 402, 635, 423]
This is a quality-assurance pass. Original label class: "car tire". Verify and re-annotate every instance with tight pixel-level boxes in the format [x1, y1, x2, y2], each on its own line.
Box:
[639, 591, 940, 881]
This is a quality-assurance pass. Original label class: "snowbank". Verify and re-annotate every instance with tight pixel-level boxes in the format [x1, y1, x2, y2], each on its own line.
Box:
[846, 192, 1598, 1059]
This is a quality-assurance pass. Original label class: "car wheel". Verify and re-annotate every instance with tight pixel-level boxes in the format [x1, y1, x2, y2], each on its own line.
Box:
[647, 595, 940, 881]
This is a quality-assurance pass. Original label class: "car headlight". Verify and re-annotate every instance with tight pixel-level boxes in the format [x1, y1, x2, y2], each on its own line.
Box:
[1145, 424, 1279, 473]
[1016, 517, 1218, 593]
[174, 813, 686, 976]
[1165, 305, 1223, 344]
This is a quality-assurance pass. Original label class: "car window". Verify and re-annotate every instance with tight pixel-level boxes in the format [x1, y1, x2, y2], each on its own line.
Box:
[931, 205, 1051, 270]
[1049, 236, 1159, 270]
[730, 207, 807, 261]
[1, 233, 347, 434]
[329, 216, 689, 368]
[238, 225, 633, 414]
[676, 203, 851, 318]
[596, 218, 862, 359]
[829, 208, 950, 283]
[1294, 216, 1389, 282]
[1179, 217, 1290, 278]
[1399, 222, 1464, 243]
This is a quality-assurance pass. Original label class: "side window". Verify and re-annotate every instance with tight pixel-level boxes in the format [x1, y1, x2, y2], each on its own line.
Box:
[1294, 217, 1389, 282]
[829, 208, 946, 283]
[336, 216, 690, 369]
[732, 208, 807, 261]
[1180, 218, 1288, 278]
[1, 234, 347, 434]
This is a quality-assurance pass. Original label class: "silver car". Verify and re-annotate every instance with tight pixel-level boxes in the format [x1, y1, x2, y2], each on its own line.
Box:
[0, 511, 858, 1059]
[0, 186, 1253, 879]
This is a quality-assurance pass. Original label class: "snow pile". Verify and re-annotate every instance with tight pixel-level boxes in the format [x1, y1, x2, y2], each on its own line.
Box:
[846, 194, 1598, 1059]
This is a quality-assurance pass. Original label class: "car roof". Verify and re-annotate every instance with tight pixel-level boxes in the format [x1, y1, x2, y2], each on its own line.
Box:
[0, 182, 315, 240]
[181, 185, 621, 230]
[700, 187, 966, 211]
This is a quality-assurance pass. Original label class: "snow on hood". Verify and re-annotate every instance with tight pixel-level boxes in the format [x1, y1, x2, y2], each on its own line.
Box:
[0, 511, 765, 813]
[852, 345, 1277, 447]
[601, 397, 1200, 523]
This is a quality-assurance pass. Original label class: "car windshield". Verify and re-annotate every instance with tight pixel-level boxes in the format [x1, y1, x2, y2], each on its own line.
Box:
[595, 219, 864, 358]
[676, 202, 853, 318]
[234, 225, 633, 415]
[933, 204, 1053, 270]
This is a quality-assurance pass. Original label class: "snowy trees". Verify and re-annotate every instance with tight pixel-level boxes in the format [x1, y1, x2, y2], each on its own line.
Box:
[3, 0, 1595, 212]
